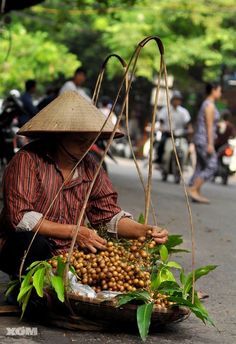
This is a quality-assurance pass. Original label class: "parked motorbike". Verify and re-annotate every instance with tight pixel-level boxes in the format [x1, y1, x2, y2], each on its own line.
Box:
[214, 138, 236, 185]
[110, 136, 133, 159]
[0, 90, 26, 164]
[161, 135, 189, 183]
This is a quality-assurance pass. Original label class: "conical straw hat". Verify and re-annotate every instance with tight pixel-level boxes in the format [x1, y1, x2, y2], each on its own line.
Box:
[18, 91, 123, 139]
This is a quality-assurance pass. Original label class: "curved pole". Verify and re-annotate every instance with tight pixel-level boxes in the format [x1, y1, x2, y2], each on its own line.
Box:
[64, 36, 166, 292]
[92, 54, 127, 106]
[93, 52, 159, 225]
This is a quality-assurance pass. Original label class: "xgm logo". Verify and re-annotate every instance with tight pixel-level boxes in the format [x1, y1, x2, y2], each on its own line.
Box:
[6, 327, 38, 336]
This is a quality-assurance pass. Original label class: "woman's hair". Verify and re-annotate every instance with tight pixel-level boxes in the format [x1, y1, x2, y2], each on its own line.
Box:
[205, 81, 220, 96]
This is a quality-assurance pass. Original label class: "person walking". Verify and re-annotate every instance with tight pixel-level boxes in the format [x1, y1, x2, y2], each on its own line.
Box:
[188, 82, 222, 203]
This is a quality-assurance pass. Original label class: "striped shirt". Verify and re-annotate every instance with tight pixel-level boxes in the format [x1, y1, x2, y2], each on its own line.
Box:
[0, 140, 123, 255]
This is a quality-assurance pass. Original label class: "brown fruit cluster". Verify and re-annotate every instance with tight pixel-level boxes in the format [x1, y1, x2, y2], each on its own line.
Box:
[64, 239, 153, 293]
[49, 233, 174, 309]
[152, 292, 175, 310]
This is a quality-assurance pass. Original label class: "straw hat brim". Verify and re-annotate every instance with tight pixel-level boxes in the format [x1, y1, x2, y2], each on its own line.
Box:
[18, 129, 124, 139]
[18, 91, 124, 139]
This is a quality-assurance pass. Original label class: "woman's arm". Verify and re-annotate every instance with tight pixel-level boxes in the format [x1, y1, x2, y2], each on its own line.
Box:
[205, 103, 215, 154]
[33, 219, 107, 253]
[117, 217, 168, 244]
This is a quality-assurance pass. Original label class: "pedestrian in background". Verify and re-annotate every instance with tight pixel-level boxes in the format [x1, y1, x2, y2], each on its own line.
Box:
[156, 90, 191, 164]
[59, 67, 90, 101]
[20, 79, 37, 126]
[188, 82, 222, 204]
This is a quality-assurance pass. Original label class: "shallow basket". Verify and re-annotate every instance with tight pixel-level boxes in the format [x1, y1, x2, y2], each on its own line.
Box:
[43, 291, 190, 331]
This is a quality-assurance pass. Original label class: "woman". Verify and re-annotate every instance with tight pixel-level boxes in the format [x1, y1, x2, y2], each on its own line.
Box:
[188, 82, 222, 203]
[0, 91, 168, 276]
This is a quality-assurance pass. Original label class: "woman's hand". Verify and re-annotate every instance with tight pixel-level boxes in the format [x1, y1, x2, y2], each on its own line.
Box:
[148, 226, 168, 244]
[76, 227, 107, 253]
[207, 143, 215, 155]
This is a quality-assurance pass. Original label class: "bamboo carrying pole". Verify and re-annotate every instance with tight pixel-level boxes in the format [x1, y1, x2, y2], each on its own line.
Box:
[92, 53, 157, 225]
[19, 35, 196, 306]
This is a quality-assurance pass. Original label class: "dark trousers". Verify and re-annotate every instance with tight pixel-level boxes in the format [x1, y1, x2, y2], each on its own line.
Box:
[157, 132, 170, 163]
[0, 232, 52, 276]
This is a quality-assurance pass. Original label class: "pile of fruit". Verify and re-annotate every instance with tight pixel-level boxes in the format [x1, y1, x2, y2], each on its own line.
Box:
[49, 231, 174, 309]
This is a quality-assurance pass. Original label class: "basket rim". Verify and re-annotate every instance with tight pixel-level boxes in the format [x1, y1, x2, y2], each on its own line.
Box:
[66, 291, 190, 315]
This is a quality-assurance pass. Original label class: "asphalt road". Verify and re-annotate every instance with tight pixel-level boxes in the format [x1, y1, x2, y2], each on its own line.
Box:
[0, 158, 236, 344]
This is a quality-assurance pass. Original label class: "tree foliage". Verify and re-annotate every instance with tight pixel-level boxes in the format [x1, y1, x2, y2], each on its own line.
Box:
[0, 0, 236, 94]
[0, 21, 79, 94]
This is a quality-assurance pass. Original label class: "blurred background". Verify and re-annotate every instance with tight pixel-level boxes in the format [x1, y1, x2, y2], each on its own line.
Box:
[0, 0, 236, 138]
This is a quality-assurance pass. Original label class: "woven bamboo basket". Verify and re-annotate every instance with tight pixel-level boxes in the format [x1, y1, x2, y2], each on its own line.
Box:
[41, 290, 190, 331]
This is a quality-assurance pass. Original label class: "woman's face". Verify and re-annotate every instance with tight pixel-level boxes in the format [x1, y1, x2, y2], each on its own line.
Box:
[212, 86, 222, 100]
[62, 133, 97, 155]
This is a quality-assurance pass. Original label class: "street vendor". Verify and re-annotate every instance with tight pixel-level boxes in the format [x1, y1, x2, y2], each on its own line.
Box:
[0, 91, 168, 276]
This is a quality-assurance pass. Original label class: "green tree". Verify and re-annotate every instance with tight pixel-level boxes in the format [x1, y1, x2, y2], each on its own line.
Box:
[2, 0, 236, 93]
[0, 22, 79, 95]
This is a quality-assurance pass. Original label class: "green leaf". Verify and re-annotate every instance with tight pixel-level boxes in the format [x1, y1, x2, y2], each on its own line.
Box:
[138, 213, 145, 224]
[69, 265, 76, 275]
[168, 295, 214, 326]
[55, 256, 65, 278]
[193, 292, 215, 326]
[157, 281, 181, 295]
[5, 280, 19, 299]
[180, 270, 187, 286]
[20, 287, 33, 320]
[25, 260, 42, 271]
[151, 267, 176, 290]
[51, 275, 65, 302]
[159, 245, 168, 263]
[184, 265, 217, 295]
[151, 268, 162, 290]
[167, 261, 182, 269]
[17, 285, 33, 302]
[165, 234, 183, 249]
[116, 290, 151, 307]
[161, 268, 176, 282]
[137, 303, 154, 342]
[32, 267, 45, 297]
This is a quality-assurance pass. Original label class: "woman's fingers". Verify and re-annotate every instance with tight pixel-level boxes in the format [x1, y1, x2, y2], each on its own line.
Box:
[150, 227, 168, 244]
[87, 244, 97, 253]
[153, 236, 168, 244]
[152, 228, 168, 237]
[94, 234, 107, 245]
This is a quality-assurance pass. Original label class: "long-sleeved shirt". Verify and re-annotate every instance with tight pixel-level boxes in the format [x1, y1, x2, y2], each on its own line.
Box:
[0, 140, 129, 255]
